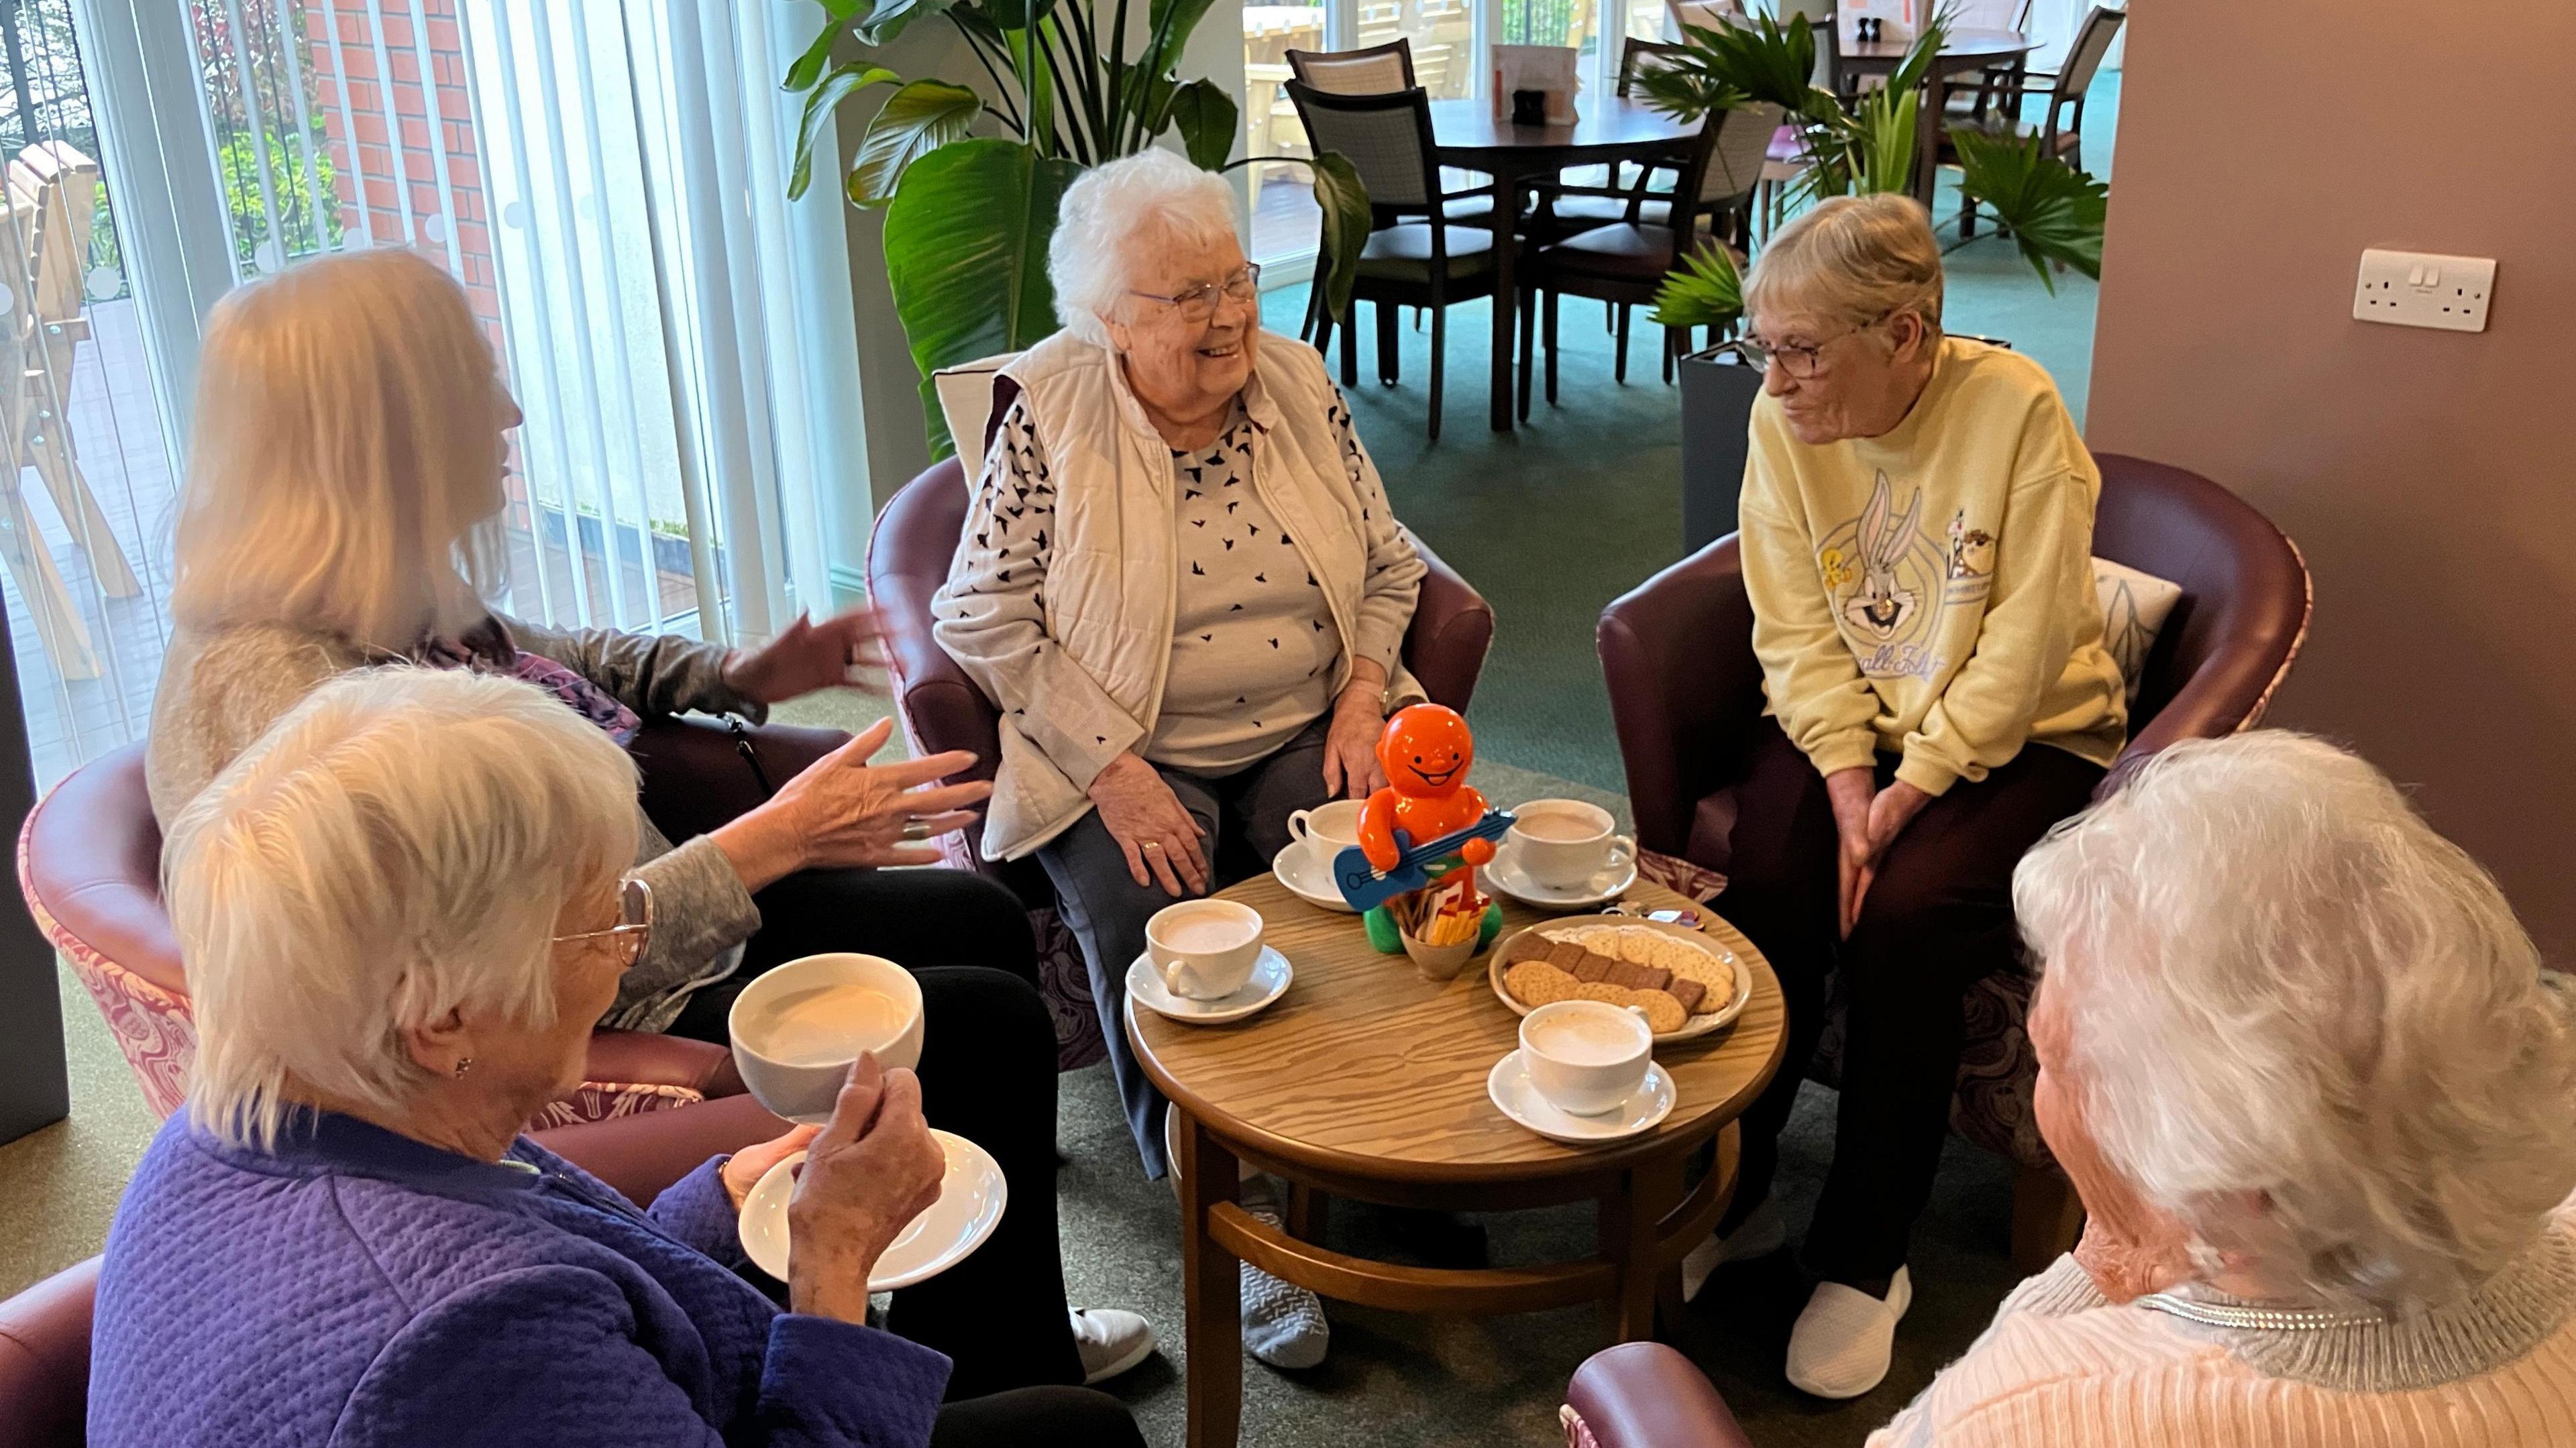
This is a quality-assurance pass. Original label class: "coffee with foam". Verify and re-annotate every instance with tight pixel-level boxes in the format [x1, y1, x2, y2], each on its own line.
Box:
[749, 985, 908, 1067]
[1525, 1008, 1646, 1066]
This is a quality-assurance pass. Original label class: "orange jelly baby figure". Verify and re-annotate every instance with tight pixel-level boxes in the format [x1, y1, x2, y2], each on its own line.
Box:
[1358, 704, 1495, 882]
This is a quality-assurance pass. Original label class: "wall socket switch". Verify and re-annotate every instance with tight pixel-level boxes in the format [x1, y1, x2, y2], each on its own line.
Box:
[2353, 249, 2496, 332]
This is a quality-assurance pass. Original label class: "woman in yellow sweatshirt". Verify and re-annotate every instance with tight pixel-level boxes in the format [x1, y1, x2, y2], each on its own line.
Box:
[1693, 194, 2127, 1400]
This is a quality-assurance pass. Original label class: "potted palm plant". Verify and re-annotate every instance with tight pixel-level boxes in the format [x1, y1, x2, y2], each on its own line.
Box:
[786, 0, 1371, 457]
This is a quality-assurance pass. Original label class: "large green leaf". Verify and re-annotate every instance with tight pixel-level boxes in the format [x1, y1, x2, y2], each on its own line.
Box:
[1845, 80, 1918, 195]
[1167, 78, 1236, 168]
[1664, 14, 1817, 117]
[982, 0, 1057, 30]
[784, 0, 867, 93]
[847, 79, 983, 209]
[790, 62, 900, 200]
[1651, 241, 1743, 331]
[857, 0, 965, 47]
[1307, 150, 1370, 323]
[883, 139, 1082, 458]
[1949, 125, 2108, 290]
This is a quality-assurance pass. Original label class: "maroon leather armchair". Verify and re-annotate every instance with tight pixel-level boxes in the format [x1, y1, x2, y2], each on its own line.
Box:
[17, 714, 847, 1126]
[1560, 1343, 1756, 1448]
[869, 456, 1498, 1066]
[1597, 454, 2310, 1270]
[0, 1095, 790, 1448]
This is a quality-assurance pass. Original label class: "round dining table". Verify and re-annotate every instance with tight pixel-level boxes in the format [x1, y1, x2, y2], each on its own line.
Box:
[1426, 97, 1699, 431]
[1837, 27, 2036, 205]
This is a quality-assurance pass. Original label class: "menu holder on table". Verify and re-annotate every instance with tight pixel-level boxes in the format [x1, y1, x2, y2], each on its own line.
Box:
[1490, 44, 1580, 125]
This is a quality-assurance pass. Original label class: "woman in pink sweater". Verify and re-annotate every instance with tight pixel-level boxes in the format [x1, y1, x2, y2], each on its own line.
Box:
[1872, 730, 2576, 1446]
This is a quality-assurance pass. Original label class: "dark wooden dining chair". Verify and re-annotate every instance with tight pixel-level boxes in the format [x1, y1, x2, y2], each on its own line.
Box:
[1951, 5, 2123, 235]
[1529, 38, 1686, 241]
[1287, 38, 1498, 234]
[1517, 101, 1778, 408]
[1948, 0, 2038, 123]
[1288, 80, 1503, 443]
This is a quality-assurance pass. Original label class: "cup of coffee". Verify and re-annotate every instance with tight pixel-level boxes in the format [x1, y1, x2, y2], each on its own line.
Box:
[728, 953, 926, 1124]
[1519, 1000, 1653, 1115]
[1286, 799, 1364, 871]
[1146, 898, 1266, 1000]
[1507, 799, 1633, 890]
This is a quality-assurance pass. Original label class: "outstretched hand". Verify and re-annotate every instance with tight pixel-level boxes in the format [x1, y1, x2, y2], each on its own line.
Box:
[723, 607, 888, 705]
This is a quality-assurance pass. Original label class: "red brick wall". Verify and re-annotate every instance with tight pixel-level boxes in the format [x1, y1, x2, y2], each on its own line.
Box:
[301, 0, 502, 347]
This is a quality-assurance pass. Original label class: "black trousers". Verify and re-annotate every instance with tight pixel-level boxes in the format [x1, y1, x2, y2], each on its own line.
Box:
[932, 1386, 1144, 1447]
[1718, 718, 2102, 1286]
[667, 866, 1079, 1399]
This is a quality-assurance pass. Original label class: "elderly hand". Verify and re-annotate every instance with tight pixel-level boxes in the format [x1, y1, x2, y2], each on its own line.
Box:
[784, 1056, 949, 1325]
[1864, 780, 1933, 864]
[711, 718, 991, 893]
[1089, 753, 1208, 897]
[722, 607, 888, 706]
[1320, 663, 1390, 801]
[721, 1124, 822, 1212]
[1826, 767, 1878, 939]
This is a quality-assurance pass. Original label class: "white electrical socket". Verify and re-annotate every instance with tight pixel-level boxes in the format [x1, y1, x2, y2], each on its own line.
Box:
[2353, 249, 2497, 333]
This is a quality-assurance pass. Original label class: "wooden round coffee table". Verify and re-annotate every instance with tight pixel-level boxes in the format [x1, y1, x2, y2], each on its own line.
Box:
[1129, 874, 1786, 1448]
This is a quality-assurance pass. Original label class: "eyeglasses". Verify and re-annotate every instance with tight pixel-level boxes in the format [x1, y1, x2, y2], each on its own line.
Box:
[552, 875, 654, 968]
[1130, 264, 1262, 322]
[1741, 308, 1898, 380]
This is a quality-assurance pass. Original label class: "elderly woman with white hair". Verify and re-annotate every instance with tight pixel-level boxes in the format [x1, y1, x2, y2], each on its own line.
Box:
[933, 147, 1429, 1370]
[1867, 730, 2576, 1446]
[88, 669, 1149, 1448]
[144, 249, 1154, 1386]
[1688, 192, 2129, 1396]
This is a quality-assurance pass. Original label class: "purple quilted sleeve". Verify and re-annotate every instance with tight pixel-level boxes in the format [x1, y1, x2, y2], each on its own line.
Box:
[647, 1156, 752, 1270]
[335, 1264, 951, 1448]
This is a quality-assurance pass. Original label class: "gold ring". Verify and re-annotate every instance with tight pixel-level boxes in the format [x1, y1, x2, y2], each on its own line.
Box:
[1141, 840, 1163, 851]
[901, 820, 931, 841]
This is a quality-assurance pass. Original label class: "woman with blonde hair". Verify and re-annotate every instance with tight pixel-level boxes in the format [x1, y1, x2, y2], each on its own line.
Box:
[145, 248, 1153, 1388]
[1686, 193, 2125, 1396]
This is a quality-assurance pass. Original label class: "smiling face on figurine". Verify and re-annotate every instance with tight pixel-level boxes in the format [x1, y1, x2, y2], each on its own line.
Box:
[1379, 706, 1476, 798]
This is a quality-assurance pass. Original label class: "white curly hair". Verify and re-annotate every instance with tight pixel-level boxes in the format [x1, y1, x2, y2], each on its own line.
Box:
[1049, 148, 1239, 346]
[2014, 730, 2576, 1312]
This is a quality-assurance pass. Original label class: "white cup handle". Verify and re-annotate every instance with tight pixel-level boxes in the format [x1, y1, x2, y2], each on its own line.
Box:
[1625, 1005, 1649, 1021]
[1286, 810, 1313, 845]
[1609, 834, 1635, 865]
[1162, 958, 1191, 995]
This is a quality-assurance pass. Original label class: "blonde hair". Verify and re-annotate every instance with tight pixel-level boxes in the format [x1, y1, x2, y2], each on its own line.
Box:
[2015, 731, 2576, 1313]
[1744, 193, 1943, 337]
[172, 249, 508, 649]
[167, 667, 639, 1150]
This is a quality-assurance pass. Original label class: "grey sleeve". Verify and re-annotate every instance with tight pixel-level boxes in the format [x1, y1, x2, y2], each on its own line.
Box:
[504, 615, 765, 724]
[612, 830, 761, 1010]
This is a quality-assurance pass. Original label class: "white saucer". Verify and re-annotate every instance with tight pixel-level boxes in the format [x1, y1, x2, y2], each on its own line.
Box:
[1126, 946, 1294, 1024]
[1483, 839, 1640, 911]
[739, 1129, 1008, 1288]
[1271, 844, 1358, 913]
[1487, 1050, 1676, 1145]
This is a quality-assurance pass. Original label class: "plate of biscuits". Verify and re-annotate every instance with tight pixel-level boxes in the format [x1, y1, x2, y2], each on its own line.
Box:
[1489, 917, 1751, 1043]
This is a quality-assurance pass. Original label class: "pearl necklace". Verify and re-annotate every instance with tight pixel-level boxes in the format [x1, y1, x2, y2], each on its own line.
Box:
[2136, 1292, 2385, 1333]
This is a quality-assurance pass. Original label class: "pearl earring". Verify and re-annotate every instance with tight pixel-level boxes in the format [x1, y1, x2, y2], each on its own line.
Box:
[453, 1057, 474, 1078]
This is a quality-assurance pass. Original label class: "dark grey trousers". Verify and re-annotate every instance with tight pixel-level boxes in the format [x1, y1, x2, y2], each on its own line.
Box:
[1037, 717, 1333, 1178]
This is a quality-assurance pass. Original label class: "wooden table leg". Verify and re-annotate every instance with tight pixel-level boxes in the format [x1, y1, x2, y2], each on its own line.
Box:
[1177, 1110, 1244, 1448]
[1488, 164, 1519, 432]
[1639, 1152, 1688, 1334]
[1597, 1144, 1679, 1339]
[1285, 1182, 1330, 1243]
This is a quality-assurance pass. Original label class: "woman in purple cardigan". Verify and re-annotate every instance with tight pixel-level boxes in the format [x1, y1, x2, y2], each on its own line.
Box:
[87, 667, 1144, 1448]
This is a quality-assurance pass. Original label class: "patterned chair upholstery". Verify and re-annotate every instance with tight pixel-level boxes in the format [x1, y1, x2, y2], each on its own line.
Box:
[869, 455, 1498, 1070]
[1599, 455, 2312, 1268]
[15, 714, 847, 1126]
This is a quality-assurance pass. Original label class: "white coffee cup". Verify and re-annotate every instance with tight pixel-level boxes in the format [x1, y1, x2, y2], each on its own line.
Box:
[1508, 798, 1634, 890]
[1287, 799, 1365, 871]
[1146, 898, 1265, 1000]
[728, 953, 925, 1125]
[1519, 1000, 1653, 1116]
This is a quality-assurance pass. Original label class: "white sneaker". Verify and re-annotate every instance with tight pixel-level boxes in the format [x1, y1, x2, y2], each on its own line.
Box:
[1070, 1307, 1157, 1385]
[1784, 1267, 1912, 1399]
[1238, 1198, 1330, 1370]
[1679, 1198, 1786, 1302]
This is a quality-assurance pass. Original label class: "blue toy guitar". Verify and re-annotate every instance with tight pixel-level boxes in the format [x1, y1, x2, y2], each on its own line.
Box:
[1331, 811, 1517, 913]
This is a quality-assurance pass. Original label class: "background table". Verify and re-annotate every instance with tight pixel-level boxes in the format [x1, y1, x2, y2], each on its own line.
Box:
[1132, 874, 1786, 1447]
[1836, 27, 2035, 205]
[1426, 97, 1698, 431]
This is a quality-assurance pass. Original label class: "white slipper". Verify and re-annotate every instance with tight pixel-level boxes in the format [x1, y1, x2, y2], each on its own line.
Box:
[1785, 1266, 1912, 1399]
[1679, 1198, 1786, 1302]
[1070, 1307, 1158, 1385]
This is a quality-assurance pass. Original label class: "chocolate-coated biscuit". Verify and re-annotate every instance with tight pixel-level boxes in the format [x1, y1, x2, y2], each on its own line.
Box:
[1665, 976, 1709, 1015]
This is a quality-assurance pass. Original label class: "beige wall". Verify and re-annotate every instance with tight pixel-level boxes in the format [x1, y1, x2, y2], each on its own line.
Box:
[2087, 1, 2576, 958]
